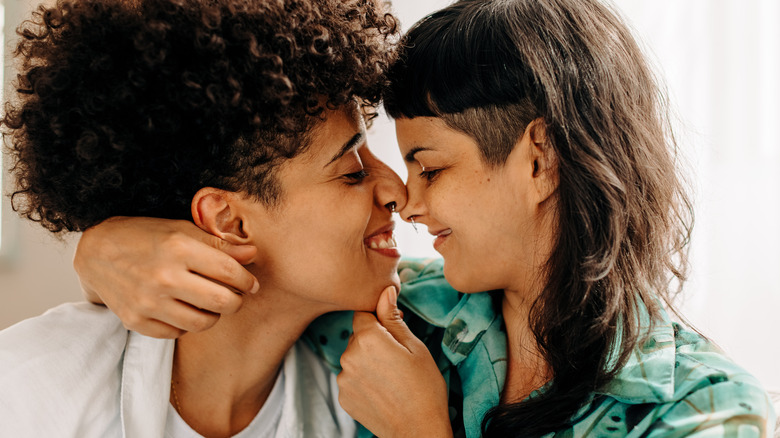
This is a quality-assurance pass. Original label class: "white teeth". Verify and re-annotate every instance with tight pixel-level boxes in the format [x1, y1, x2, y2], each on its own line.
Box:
[439, 230, 452, 237]
[366, 233, 397, 250]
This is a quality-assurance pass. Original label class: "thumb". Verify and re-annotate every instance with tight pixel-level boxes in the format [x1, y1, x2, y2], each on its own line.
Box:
[375, 286, 417, 349]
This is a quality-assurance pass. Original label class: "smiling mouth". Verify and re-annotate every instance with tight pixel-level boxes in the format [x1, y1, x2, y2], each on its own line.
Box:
[434, 229, 452, 238]
[432, 229, 451, 251]
[365, 231, 397, 249]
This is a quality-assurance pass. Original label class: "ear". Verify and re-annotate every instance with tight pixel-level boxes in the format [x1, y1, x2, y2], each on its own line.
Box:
[524, 119, 558, 203]
[191, 187, 250, 245]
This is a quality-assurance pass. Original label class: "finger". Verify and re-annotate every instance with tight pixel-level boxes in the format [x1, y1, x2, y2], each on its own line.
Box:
[183, 240, 260, 295]
[123, 317, 187, 339]
[167, 274, 245, 316]
[144, 299, 222, 333]
[375, 286, 418, 350]
[216, 243, 258, 266]
[181, 225, 260, 266]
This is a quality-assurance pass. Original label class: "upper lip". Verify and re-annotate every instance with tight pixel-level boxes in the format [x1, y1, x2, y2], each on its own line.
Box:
[364, 222, 395, 241]
[429, 228, 451, 237]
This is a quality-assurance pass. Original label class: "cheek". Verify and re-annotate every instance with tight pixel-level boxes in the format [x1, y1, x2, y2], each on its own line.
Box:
[267, 191, 367, 266]
[305, 190, 375, 272]
[424, 180, 472, 226]
[436, 185, 521, 290]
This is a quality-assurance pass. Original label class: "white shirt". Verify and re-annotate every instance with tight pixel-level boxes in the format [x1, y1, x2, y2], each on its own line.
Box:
[165, 363, 284, 438]
[0, 302, 356, 438]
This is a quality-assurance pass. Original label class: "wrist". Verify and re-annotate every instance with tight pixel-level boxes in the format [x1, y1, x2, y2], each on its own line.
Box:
[397, 413, 452, 438]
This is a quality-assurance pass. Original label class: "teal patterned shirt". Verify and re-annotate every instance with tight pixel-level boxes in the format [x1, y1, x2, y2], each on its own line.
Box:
[304, 258, 776, 437]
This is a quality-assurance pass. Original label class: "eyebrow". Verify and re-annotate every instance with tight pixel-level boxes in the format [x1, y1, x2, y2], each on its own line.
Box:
[327, 132, 365, 167]
[404, 146, 431, 163]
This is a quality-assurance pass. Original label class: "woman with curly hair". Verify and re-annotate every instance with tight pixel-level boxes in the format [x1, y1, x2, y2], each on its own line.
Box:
[0, 0, 407, 436]
[60, 0, 777, 437]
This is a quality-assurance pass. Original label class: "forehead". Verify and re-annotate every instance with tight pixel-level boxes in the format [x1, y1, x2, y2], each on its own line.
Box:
[396, 116, 459, 149]
[301, 103, 364, 163]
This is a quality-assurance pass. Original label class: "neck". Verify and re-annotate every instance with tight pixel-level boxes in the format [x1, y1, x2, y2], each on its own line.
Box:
[500, 288, 552, 404]
[171, 282, 324, 437]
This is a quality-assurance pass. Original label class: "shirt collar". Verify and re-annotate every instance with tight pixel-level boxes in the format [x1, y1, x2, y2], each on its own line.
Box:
[120, 333, 175, 437]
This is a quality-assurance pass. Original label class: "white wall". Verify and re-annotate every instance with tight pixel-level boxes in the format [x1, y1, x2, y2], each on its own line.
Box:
[1, 0, 778, 393]
[0, 0, 84, 330]
[611, 0, 780, 391]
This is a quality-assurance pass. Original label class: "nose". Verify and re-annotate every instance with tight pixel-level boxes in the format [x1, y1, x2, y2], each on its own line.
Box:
[398, 173, 425, 225]
[365, 150, 407, 214]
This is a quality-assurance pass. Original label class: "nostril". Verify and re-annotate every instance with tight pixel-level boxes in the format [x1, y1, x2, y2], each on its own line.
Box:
[385, 201, 397, 213]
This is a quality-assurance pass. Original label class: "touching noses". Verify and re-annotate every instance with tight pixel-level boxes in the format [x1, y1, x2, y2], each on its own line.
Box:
[369, 154, 407, 214]
[398, 173, 425, 226]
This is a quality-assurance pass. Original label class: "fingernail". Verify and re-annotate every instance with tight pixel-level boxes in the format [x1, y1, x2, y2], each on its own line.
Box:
[250, 279, 260, 294]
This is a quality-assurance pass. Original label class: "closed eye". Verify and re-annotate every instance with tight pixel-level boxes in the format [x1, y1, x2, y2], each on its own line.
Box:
[343, 169, 369, 184]
[419, 168, 442, 182]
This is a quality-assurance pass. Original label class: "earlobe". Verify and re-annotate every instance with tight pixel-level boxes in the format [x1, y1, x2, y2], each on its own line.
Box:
[191, 188, 250, 244]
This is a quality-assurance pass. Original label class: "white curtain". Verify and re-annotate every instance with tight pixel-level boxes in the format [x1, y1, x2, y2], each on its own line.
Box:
[372, 0, 780, 389]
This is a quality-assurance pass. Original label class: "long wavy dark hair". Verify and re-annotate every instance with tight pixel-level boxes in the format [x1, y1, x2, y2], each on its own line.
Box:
[3, 0, 397, 233]
[384, 0, 693, 435]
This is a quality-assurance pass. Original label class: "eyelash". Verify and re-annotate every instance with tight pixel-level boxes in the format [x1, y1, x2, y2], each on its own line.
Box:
[343, 169, 369, 185]
[419, 168, 442, 182]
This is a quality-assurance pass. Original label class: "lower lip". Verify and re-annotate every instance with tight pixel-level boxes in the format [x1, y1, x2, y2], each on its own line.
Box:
[433, 233, 450, 251]
[368, 247, 402, 258]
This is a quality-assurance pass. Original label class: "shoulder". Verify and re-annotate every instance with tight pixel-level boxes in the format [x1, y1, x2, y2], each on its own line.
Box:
[583, 320, 776, 437]
[0, 302, 128, 434]
[0, 302, 128, 374]
[652, 324, 776, 436]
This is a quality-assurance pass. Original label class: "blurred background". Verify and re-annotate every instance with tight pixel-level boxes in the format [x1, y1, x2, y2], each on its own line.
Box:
[2, 0, 778, 390]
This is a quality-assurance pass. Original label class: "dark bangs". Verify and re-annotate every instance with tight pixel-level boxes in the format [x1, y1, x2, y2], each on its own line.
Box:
[384, 1, 540, 120]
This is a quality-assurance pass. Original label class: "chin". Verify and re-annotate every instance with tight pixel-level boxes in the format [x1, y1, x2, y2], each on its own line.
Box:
[355, 275, 401, 312]
[389, 272, 401, 292]
[442, 263, 487, 294]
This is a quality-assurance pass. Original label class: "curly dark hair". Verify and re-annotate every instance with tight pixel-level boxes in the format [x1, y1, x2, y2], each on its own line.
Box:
[2, 0, 397, 233]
